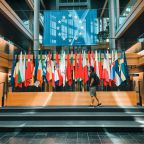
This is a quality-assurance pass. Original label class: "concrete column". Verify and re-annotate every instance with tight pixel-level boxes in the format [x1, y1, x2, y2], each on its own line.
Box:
[116, 0, 120, 29]
[108, 0, 115, 49]
[34, 0, 40, 56]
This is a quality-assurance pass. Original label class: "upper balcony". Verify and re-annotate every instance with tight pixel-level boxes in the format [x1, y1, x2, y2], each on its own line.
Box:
[115, 0, 144, 39]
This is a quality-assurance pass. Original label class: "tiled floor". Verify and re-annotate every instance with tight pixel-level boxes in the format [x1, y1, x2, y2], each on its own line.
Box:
[0, 131, 144, 144]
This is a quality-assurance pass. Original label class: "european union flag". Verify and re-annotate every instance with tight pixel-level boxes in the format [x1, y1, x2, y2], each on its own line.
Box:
[43, 9, 98, 46]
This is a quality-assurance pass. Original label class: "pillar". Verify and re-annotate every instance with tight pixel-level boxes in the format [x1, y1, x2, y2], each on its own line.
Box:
[34, 0, 40, 56]
[108, 0, 115, 49]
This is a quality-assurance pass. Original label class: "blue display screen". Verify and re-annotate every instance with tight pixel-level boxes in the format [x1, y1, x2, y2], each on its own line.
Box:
[43, 9, 98, 46]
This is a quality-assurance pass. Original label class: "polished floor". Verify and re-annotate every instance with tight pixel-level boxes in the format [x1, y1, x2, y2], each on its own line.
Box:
[0, 132, 144, 144]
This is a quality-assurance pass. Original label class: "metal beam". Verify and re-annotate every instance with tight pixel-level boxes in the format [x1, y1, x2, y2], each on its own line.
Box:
[25, 0, 34, 10]
[0, 0, 33, 40]
[100, 0, 108, 17]
[41, 0, 46, 9]
[115, 0, 144, 39]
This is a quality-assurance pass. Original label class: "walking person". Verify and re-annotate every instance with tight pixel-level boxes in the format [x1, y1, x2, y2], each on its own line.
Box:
[89, 66, 101, 107]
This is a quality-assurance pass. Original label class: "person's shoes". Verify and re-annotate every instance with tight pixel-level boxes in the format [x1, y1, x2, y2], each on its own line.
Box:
[97, 103, 102, 106]
[95, 103, 102, 107]
[89, 104, 94, 107]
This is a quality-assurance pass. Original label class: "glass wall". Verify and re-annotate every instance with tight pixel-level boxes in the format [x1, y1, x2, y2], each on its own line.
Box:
[118, 0, 137, 28]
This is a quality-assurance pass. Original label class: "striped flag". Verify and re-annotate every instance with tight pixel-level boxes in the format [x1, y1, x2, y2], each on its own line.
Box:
[110, 50, 115, 82]
[18, 51, 23, 85]
[114, 51, 121, 86]
[95, 50, 99, 78]
[43, 51, 48, 82]
[106, 51, 111, 86]
[59, 51, 66, 86]
[11, 51, 16, 90]
[46, 52, 52, 82]
[98, 52, 103, 79]
[37, 52, 43, 86]
[82, 51, 88, 84]
[120, 51, 126, 82]
[102, 52, 109, 86]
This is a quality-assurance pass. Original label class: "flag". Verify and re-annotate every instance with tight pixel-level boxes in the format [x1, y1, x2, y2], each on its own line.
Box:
[54, 63, 59, 84]
[106, 51, 111, 86]
[34, 52, 39, 81]
[119, 51, 127, 83]
[37, 52, 43, 86]
[43, 51, 48, 82]
[13, 61, 20, 87]
[58, 51, 64, 86]
[23, 52, 26, 83]
[110, 50, 115, 82]
[11, 51, 16, 90]
[66, 53, 73, 86]
[114, 51, 121, 86]
[59, 51, 66, 86]
[55, 52, 60, 65]
[88, 50, 91, 67]
[91, 51, 94, 67]
[18, 51, 23, 85]
[25, 52, 34, 87]
[95, 50, 99, 78]
[46, 52, 52, 82]
[77, 52, 83, 81]
[51, 58, 55, 87]
[102, 52, 109, 86]
[74, 52, 79, 81]
[82, 51, 88, 84]
[98, 52, 103, 79]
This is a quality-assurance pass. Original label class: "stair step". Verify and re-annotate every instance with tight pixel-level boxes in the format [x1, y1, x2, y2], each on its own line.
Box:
[1, 106, 144, 112]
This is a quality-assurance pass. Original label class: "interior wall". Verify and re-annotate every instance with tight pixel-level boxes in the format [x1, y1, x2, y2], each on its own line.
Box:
[0, 70, 8, 106]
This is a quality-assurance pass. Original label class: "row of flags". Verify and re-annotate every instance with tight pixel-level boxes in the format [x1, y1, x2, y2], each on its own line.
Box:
[11, 50, 129, 90]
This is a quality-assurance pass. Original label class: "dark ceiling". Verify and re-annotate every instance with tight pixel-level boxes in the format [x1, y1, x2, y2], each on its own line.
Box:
[0, 0, 142, 50]
[0, 12, 32, 49]
[118, 12, 144, 50]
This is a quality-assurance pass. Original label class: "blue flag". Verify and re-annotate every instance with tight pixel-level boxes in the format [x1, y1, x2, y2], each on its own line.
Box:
[43, 9, 98, 46]
[11, 51, 16, 90]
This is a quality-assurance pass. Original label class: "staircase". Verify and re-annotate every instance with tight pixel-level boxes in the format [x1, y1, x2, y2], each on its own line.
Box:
[0, 106, 144, 132]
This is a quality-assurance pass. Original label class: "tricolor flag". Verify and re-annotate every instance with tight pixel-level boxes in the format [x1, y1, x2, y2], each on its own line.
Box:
[106, 51, 111, 86]
[59, 51, 66, 86]
[37, 52, 43, 86]
[11, 51, 16, 90]
[18, 51, 23, 85]
[110, 50, 115, 82]
[82, 51, 88, 84]
[102, 52, 109, 86]
[66, 53, 73, 86]
[88, 50, 91, 67]
[58, 51, 64, 86]
[51, 54, 55, 87]
[46, 52, 52, 82]
[91, 51, 94, 68]
[25, 52, 34, 87]
[98, 52, 103, 79]
[95, 50, 99, 78]
[43, 51, 48, 82]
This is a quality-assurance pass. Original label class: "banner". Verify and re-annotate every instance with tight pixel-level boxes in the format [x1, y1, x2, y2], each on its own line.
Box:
[43, 9, 98, 46]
